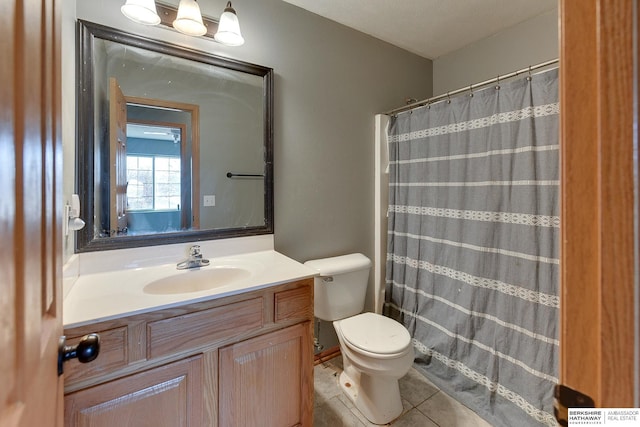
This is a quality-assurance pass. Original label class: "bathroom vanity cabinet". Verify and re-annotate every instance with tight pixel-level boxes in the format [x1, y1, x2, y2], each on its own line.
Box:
[63, 278, 314, 427]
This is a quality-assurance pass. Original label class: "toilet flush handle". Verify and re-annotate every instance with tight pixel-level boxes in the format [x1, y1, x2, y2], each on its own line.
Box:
[322, 276, 334, 282]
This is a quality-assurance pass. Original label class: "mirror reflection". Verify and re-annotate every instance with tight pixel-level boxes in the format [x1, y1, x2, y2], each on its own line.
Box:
[125, 121, 187, 234]
[76, 21, 273, 252]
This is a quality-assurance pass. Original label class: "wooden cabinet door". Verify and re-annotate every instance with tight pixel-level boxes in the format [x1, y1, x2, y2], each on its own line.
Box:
[64, 356, 203, 427]
[219, 322, 313, 427]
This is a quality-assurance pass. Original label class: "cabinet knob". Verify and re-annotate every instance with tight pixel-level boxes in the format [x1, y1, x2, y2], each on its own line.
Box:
[58, 333, 100, 376]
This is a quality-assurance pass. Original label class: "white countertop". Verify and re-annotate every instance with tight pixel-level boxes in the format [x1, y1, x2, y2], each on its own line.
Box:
[63, 250, 317, 329]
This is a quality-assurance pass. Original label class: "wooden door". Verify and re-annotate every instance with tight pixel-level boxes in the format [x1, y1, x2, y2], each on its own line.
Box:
[560, 0, 636, 407]
[109, 78, 128, 236]
[219, 323, 313, 427]
[0, 0, 64, 426]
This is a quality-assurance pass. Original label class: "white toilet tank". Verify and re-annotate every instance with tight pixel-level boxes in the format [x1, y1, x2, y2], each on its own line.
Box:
[304, 253, 371, 322]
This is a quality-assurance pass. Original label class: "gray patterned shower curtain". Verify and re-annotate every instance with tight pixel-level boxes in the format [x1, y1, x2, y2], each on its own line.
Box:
[385, 68, 559, 427]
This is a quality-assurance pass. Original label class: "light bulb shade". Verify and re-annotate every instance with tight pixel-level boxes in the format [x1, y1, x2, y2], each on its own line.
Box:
[173, 0, 207, 36]
[121, 0, 161, 25]
[214, 2, 245, 46]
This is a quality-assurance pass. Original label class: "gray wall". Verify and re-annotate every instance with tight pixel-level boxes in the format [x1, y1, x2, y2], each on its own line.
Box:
[64, 0, 433, 265]
[432, 8, 558, 96]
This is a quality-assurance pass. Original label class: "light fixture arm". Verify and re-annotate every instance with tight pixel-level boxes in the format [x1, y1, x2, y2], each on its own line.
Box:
[223, 1, 236, 14]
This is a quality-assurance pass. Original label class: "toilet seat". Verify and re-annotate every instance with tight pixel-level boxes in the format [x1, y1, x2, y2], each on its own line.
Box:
[339, 312, 411, 357]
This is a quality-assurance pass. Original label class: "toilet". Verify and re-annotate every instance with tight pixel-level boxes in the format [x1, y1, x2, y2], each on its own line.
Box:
[305, 253, 414, 425]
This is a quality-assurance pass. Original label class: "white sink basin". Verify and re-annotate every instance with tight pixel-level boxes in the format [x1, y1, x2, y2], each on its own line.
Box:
[63, 250, 319, 328]
[143, 266, 252, 295]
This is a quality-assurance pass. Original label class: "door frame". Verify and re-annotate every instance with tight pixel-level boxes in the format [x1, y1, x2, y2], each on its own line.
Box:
[124, 96, 201, 229]
[124, 118, 191, 229]
[559, 0, 636, 407]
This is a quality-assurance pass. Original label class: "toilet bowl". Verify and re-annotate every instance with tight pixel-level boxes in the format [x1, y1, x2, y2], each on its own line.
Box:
[334, 312, 415, 424]
[305, 254, 414, 425]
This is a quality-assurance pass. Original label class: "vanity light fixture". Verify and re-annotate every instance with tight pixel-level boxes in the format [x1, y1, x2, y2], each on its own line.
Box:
[121, 0, 161, 25]
[214, 2, 245, 46]
[121, 0, 245, 46]
[173, 0, 207, 36]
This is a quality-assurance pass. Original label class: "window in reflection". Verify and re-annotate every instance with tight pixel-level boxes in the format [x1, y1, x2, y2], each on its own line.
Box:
[123, 121, 186, 235]
[127, 155, 182, 211]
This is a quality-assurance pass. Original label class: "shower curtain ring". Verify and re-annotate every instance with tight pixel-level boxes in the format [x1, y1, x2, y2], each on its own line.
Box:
[468, 84, 474, 97]
[527, 65, 532, 81]
[446, 92, 451, 104]
[495, 75, 500, 90]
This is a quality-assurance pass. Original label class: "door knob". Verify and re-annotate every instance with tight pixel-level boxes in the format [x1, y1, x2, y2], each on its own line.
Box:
[58, 333, 100, 376]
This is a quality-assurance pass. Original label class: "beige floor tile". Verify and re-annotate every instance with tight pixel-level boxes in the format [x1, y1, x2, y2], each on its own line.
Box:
[339, 393, 414, 427]
[398, 367, 440, 407]
[314, 357, 490, 427]
[314, 395, 367, 427]
[314, 360, 343, 407]
[390, 408, 439, 427]
[417, 391, 492, 427]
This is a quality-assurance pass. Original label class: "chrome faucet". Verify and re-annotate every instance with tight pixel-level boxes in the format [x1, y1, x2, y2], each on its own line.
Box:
[177, 245, 210, 270]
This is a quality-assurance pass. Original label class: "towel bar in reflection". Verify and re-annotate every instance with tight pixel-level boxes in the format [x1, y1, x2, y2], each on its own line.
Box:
[226, 172, 265, 178]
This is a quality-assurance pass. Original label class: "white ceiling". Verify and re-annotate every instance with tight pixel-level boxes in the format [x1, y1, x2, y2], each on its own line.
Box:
[281, 0, 557, 59]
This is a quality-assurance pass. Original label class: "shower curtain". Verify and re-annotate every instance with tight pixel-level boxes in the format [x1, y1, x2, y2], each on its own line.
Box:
[385, 69, 559, 427]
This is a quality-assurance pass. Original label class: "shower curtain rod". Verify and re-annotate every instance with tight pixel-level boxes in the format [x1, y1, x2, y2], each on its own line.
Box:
[383, 58, 559, 116]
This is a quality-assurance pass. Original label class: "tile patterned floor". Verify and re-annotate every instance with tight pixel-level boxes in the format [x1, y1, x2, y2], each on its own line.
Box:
[314, 356, 493, 427]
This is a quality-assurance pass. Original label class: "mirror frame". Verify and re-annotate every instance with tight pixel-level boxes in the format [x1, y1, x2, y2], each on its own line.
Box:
[76, 20, 274, 252]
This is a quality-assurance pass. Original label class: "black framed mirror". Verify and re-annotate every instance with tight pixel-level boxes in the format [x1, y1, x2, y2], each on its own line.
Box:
[76, 20, 273, 252]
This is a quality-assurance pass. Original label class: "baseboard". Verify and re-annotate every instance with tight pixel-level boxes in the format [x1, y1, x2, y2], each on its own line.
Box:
[314, 345, 341, 365]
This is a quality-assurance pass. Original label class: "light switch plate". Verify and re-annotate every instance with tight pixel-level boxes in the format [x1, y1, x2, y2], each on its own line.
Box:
[203, 195, 216, 207]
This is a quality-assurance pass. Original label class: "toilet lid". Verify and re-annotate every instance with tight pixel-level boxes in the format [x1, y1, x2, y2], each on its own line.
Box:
[340, 312, 411, 355]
